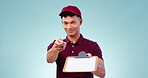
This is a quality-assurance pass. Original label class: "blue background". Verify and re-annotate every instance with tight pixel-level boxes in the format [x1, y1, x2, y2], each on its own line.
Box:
[0, 0, 148, 78]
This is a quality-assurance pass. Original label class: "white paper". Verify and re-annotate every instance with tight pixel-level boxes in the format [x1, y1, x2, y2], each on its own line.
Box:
[64, 57, 97, 72]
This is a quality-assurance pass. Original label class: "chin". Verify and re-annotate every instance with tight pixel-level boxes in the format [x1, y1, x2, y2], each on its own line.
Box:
[67, 33, 75, 36]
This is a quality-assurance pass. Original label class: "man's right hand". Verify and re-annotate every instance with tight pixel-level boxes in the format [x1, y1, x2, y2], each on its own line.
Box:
[51, 39, 67, 52]
[47, 39, 67, 63]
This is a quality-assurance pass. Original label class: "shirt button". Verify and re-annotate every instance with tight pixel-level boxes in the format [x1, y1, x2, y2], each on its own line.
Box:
[72, 45, 74, 47]
[72, 51, 74, 53]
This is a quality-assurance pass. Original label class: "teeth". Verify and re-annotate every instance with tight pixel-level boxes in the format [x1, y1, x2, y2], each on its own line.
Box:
[70, 29, 74, 31]
[68, 29, 74, 31]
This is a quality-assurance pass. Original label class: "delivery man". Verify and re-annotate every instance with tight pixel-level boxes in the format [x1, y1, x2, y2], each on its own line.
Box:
[46, 5, 105, 78]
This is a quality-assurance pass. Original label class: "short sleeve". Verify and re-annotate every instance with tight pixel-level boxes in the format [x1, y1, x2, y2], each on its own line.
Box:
[47, 40, 56, 51]
[93, 42, 103, 60]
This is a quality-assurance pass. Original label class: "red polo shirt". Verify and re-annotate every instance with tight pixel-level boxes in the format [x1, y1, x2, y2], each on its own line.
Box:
[47, 34, 103, 78]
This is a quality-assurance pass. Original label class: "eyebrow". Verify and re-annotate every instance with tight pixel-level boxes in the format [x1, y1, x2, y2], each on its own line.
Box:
[63, 20, 76, 23]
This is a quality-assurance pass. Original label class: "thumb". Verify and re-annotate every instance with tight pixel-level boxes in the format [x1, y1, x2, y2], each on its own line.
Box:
[86, 53, 92, 57]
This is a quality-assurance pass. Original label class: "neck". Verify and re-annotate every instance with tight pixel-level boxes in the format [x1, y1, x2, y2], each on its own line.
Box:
[67, 34, 80, 44]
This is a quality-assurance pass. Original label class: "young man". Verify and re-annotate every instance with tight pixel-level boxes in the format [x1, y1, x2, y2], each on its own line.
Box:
[46, 5, 105, 78]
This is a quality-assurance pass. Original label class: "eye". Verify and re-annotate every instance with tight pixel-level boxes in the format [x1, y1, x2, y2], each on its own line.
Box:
[71, 21, 76, 24]
[64, 22, 68, 25]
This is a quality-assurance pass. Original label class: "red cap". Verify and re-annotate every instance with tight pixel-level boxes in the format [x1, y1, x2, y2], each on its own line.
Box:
[59, 5, 82, 17]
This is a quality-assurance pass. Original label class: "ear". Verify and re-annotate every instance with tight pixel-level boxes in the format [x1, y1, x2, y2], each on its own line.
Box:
[61, 19, 63, 23]
[80, 18, 83, 25]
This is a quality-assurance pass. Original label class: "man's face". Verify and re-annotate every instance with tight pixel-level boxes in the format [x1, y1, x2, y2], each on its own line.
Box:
[62, 16, 82, 37]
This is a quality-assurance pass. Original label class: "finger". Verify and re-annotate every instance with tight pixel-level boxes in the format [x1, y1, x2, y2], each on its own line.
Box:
[56, 45, 64, 48]
[54, 39, 66, 48]
[56, 41, 64, 46]
[54, 40, 62, 46]
[54, 40, 59, 45]
[55, 44, 65, 49]
[63, 42, 67, 45]
[57, 39, 63, 43]
[86, 53, 92, 57]
[62, 42, 67, 47]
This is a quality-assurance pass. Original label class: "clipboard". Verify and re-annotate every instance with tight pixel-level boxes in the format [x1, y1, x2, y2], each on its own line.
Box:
[63, 51, 99, 72]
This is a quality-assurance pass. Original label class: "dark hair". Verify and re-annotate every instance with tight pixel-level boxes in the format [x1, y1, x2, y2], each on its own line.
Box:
[60, 11, 82, 19]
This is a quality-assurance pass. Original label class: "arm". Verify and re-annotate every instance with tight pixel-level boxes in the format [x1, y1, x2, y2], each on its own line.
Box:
[46, 48, 60, 63]
[46, 39, 67, 63]
[90, 42, 105, 78]
[92, 58, 106, 78]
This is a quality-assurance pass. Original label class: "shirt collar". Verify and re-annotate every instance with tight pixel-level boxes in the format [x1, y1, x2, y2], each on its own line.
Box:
[64, 34, 84, 45]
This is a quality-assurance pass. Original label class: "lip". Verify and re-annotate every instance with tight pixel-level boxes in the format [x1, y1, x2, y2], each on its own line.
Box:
[68, 30, 73, 33]
[67, 30, 74, 33]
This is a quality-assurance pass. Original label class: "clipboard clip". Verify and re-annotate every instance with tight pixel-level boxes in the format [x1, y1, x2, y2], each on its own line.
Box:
[75, 51, 89, 58]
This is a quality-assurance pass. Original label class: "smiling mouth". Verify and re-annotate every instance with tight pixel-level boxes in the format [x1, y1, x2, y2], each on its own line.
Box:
[67, 29, 74, 33]
[68, 30, 73, 33]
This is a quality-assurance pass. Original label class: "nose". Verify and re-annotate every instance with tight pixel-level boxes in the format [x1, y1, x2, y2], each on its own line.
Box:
[67, 24, 72, 29]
